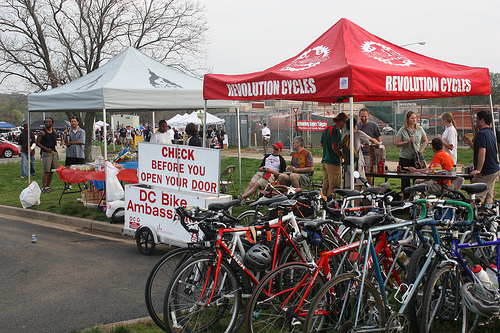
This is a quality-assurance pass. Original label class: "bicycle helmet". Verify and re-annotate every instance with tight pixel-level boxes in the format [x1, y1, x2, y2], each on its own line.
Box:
[244, 244, 272, 271]
[461, 282, 500, 317]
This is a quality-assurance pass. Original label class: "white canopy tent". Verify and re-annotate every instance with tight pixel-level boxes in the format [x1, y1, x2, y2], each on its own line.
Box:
[170, 111, 225, 127]
[26, 47, 233, 183]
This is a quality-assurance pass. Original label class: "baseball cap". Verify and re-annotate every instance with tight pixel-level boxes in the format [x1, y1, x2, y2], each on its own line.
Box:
[273, 142, 284, 150]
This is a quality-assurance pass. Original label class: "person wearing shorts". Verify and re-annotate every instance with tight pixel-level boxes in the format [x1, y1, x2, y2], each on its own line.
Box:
[278, 136, 314, 188]
[36, 117, 59, 194]
[464, 110, 500, 204]
[119, 124, 127, 148]
[321, 113, 347, 196]
[238, 141, 286, 203]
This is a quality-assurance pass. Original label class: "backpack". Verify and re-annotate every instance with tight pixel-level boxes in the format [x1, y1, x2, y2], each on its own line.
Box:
[339, 134, 358, 166]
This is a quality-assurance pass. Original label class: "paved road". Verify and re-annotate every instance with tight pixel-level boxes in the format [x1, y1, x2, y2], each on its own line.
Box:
[0, 215, 171, 333]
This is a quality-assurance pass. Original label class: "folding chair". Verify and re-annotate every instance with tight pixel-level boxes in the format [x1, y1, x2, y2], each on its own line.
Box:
[220, 165, 236, 195]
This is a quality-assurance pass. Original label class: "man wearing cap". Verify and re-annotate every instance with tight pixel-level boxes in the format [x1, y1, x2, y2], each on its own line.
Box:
[18, 122, 36, 179]
[321, 113, 347, 196]
[238, 141, 286, 203]
[279, 136, 314, 188]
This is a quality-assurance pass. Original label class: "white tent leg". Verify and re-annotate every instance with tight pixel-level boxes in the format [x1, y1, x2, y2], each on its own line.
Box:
[28, 113, 31, 183]
[349, 97, 354, 190]
[237, 104, 242, 196]
[103, 108, 107, 161]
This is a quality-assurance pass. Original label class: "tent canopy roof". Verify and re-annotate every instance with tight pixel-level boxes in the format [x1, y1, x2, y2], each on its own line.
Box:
[204, 18, 490, 103]
[28, 47, 233, 112]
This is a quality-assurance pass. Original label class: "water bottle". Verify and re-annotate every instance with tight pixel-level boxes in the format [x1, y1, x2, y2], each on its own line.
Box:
[378, 159, 384, 174]
[95, 156, 104, 172]
[472, 265, 494, 289]
[31, 234, 36, 243]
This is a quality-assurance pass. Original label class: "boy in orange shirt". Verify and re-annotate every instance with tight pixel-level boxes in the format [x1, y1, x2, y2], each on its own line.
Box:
[408, 138, 454, 193]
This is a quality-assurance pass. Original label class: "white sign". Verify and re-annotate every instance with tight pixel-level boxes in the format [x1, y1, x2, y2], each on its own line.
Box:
[137, 142, 221, 195]
[124, 185, 208, 246]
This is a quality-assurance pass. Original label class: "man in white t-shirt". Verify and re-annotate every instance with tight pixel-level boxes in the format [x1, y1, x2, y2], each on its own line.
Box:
[150, 120, 172, 144]
[167, 125, 175, 143]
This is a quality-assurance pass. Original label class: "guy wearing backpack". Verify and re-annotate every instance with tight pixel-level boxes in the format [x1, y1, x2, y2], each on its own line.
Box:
[320, 112, 348, 196]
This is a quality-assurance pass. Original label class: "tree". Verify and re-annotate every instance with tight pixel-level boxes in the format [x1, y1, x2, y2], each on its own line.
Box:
[0, 0, 208, 160]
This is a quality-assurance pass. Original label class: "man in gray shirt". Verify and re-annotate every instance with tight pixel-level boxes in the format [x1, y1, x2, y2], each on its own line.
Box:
[357, 108, 381, 185]
[65, 116, 86, 166]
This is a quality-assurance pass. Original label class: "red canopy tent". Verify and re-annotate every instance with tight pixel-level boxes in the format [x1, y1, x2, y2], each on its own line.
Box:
[203, 18, 492, 188]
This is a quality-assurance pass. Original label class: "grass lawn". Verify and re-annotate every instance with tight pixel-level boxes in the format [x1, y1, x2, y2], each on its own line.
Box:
[0, 144, 495, 222]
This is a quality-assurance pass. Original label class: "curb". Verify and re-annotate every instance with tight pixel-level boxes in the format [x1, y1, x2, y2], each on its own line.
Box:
[0, 204, 123, 235]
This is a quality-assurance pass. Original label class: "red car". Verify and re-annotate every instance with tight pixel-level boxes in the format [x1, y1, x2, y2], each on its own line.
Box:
[0, 139, 20, 158]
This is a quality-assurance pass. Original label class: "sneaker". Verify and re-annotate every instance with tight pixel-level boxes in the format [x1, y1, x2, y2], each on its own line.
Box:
[41, 188, 48, 194]
[66, 185, 73, 191]
[20, 176, 25, 179]
[45, 187, 53, 193]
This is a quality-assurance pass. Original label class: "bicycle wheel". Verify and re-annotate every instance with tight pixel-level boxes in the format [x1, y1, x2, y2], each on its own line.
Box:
[163, 254, 241, 333]
[145, 247, 197, 331]
[246, 262, 323, 333]
[420, 263, 474, 333]
[304, 272, 385, 333]
[406, 244, 440, 333]
[236, 209, 263, 226]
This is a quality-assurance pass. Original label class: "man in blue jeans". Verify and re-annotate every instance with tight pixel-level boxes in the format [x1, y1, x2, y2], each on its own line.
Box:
[18, 122, 36, 179]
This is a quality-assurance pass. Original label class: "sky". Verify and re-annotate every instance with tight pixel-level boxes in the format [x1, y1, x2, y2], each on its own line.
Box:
[203, 0, 500, 75]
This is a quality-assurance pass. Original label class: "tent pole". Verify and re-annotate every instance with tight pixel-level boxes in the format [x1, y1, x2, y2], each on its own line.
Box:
[111, 115, 115, 152]
[236, 103, 242, 196]
[28, 113, 31, 183]
[103, 108, 107, 161]
[203, 101, 207, 148]
[488, 95, 498, 161]
[152, 111, 156, 134]
[349, 97, 354, 190]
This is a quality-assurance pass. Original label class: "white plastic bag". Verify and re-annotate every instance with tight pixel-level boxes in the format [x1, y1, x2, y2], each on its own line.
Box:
[105, 162, 125, 202]
[19, 181, 41, 209]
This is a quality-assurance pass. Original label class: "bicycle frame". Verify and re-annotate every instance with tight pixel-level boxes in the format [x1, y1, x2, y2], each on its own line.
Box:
[199, 210, 310, 306]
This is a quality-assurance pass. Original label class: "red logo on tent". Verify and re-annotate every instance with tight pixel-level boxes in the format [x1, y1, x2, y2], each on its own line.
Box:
[361, 41, 415, 67]
[281, 45, 330, 72]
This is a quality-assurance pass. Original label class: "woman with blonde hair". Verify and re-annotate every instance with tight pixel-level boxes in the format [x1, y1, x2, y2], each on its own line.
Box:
[438, 112, 458, 166]
[395, 111, 428, 198]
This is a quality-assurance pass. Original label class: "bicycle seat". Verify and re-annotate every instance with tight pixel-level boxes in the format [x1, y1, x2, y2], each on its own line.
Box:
[297, 218, 333, 229]
[461, 183, 487, 195]
[342, 214, 385, 231]
[335, 189, 361, 197]
[207, 199, 241, 211]
[404, 183, 428, 195]
[269, 199, 297, 209]
[249, 194, 288, 207]
[363, 182, 391, 194]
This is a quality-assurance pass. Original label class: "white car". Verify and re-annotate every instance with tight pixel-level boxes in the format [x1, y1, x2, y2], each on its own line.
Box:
[382, 125, 394, 135]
